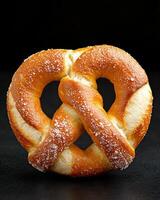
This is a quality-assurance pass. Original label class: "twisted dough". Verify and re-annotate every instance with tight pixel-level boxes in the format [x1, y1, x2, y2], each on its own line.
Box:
[7, 45, 153, 176]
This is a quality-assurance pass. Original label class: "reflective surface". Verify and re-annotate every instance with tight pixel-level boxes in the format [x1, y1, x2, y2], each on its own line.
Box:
[0, 71, 159, 200]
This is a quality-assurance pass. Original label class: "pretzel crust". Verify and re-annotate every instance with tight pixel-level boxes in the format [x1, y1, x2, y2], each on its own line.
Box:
[7, 45, 153, 176]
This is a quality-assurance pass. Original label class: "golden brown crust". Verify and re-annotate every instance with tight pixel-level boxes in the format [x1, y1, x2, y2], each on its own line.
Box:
[7, 92, 34, 150]
[10, 49, 67, 131]
[70, 145, 110, 176]
[7, 45, 153, 176]
[59, 79, 135, 171]
[72, 45, 148, 121]
[7, 105, 32, 150]
[28, 105, 83, 171]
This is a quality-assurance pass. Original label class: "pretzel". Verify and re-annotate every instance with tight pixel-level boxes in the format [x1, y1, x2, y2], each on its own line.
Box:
[7, 45, 153, 176]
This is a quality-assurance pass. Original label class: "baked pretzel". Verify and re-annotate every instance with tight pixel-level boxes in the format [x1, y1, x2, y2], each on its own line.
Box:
[7, 45, 153, 176]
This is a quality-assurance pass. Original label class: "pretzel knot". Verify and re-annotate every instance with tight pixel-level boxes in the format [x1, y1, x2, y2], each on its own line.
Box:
[7, 45, 153, 176]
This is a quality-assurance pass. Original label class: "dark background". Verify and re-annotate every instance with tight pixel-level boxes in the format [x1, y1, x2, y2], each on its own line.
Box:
[1, 0, 160, 72]
[0, 0, 160, 199]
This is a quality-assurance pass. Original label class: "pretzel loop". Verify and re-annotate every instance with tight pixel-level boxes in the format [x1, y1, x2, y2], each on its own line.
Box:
[7, 45, 153, 176]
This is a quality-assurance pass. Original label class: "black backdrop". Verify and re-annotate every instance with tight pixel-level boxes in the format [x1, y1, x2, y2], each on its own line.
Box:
[1, 0, 160, 72]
